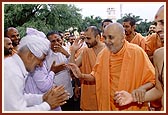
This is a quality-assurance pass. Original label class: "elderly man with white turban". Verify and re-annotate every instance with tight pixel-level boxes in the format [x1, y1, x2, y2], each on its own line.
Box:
[24, 28, 66, 111]
[4, 28, 69, 111]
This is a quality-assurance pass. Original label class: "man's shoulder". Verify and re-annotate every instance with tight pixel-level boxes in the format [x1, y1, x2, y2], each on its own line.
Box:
[135, 33, 145, 40]
[146, 33, 157, 41]
[126, 42, 145, 53]
[136, 32, 144, 37]
[154, 47, 164, 57]
[127, 42, 141, 49]
[4, 54, 16, 65]
[83, 47, 94, 54]
[97, 47, 109, 58]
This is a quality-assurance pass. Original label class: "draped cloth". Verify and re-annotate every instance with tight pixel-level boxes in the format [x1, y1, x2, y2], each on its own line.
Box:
[91, 41, 155, 111]
[125, 33, 146, 50]
[80, 47, 98, 110]
[145, 33, 163, 56]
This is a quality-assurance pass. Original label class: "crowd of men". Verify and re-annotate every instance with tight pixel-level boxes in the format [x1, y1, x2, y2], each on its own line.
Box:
[3, 5, 164, 111]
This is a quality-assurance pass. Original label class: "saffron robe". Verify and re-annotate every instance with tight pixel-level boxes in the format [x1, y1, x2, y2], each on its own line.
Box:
[91, 41, 155, 111]
[145, 33, 163, 56]
[80, 47, 98, 110]
[125, 33, 146, 51]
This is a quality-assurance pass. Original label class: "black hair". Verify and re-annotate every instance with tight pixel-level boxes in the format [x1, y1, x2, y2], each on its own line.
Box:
[4, 28, 9, 37]
[46, 31, 60, 39]
[85, 26, 101, 37]
[123, 17, 136, 26]
[101, 19, 113, 27]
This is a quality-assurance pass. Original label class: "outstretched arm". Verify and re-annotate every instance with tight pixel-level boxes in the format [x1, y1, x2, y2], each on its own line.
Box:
[67, 63, 95, 82]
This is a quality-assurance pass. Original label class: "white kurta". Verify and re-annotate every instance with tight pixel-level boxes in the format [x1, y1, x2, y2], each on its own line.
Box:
[4, 54, 50, 111]
[46, 50, 73, 98]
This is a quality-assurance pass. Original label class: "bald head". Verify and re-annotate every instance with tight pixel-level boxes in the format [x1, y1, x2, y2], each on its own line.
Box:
[154, 5, 164, 22]
[104, 22, 125, 37]
[5, 27, 20, 48]
[5, 27, 19, 37]
[85, 26, 101, 37]
[84, 26, 101, 48]
[7, 27, 18, 32]
[154, 5, 164, 44]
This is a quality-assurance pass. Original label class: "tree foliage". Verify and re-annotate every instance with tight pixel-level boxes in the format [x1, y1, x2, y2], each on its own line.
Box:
[4, 4, 84, 37]
[4, 4, 152, 37]
[80, 15, 102, 31]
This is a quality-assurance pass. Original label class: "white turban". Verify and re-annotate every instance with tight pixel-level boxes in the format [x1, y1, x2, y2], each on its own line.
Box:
[18, 28, 50, 58]
[26, 28, 46, 38]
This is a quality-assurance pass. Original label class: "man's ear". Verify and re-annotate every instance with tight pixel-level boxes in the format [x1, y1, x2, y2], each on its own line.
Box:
[96, 34, 101, 40]
[132, 25, 136, 31]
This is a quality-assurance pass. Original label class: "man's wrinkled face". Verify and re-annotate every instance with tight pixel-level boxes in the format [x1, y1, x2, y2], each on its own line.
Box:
[27, 52, 46, 72]
[103, 25, 124, 54]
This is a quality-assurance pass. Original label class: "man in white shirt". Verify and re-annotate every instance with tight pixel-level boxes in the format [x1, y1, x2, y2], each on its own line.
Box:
[46, 31, 74, 111]
[4, 30, 69, 111]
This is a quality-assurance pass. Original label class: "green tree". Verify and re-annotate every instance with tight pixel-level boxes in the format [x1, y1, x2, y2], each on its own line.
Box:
[4, 4, 42, 28]
[80, 15, 102, 31]
[4, 4, 83, 37]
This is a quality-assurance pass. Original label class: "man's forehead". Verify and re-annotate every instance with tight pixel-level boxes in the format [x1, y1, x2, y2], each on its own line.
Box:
[85, 29, 93, 35]
[104, 27, 113, 35]
[4, 37, 12, 42]
[50, 34, 59, 38]
[8, 28, 18, 32]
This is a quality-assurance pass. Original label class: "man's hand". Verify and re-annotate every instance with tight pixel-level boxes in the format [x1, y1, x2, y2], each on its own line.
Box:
[114, 90, 133, 106]
[74, 86, 81, 99]
[70, 38, 83, 53]
[50, 61, 67, 74]
[66, 63, 82, 79]
[131, 88, 146, 104]
[53, 43, 64, 53]
[43, 85, 70, 110]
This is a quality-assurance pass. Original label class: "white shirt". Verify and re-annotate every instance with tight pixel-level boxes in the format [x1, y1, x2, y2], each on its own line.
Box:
[46, 50, 73, 98]
[4, 54, 50, 111]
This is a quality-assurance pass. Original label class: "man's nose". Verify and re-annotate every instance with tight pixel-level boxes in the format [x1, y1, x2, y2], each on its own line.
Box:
[105, 38, 111, 43]
[10, 44, 14, 49]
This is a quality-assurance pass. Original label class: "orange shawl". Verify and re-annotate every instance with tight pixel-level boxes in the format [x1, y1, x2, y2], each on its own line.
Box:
[126, 33, 146, 51]
[91, 41, 155, 111]
[145, 33, 163, 56]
